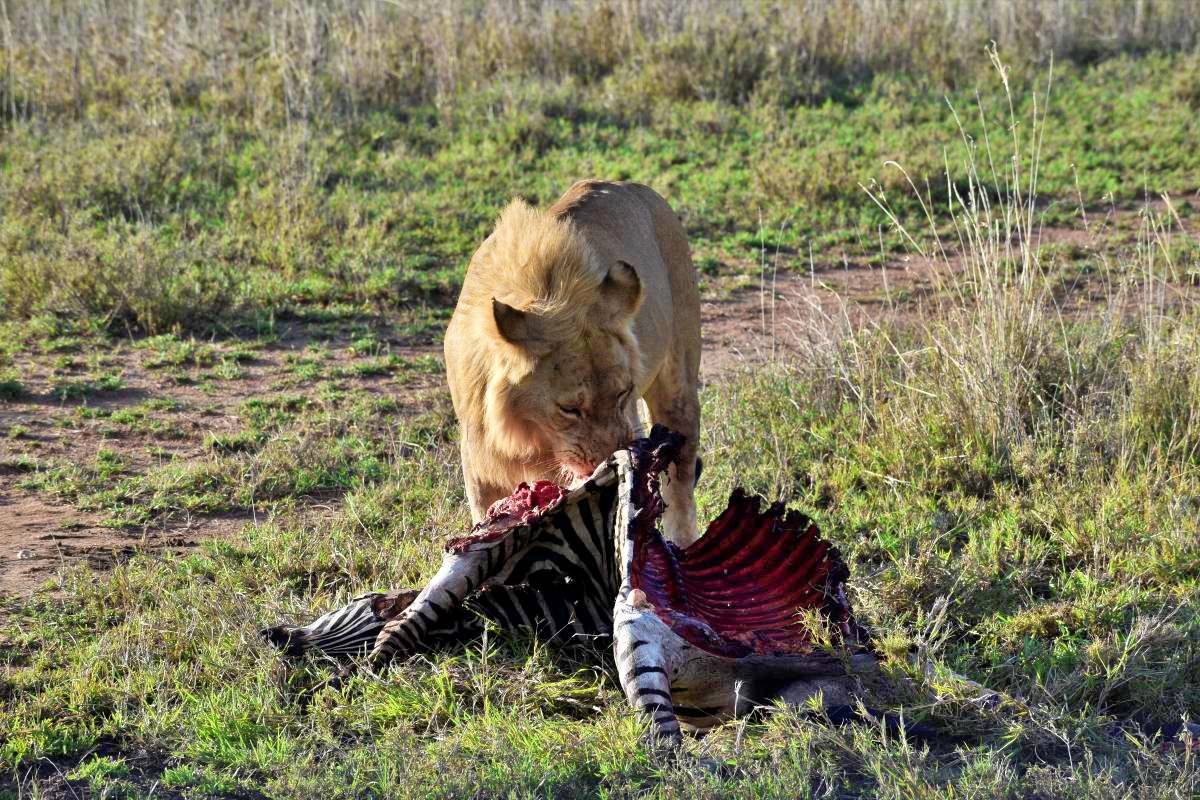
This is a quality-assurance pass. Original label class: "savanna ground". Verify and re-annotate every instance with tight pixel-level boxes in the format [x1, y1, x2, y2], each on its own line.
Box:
[2, 1, 1200, 797]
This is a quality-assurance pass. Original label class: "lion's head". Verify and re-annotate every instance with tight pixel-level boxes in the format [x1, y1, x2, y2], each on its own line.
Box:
[453, 200, 646, 481]
[487, 266, 643, 479]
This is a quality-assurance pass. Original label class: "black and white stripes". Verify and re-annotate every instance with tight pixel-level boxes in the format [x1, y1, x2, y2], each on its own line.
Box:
[266, 472, 625, 666]
[365, 476, 622, 666]
[264, 426, 875, 747]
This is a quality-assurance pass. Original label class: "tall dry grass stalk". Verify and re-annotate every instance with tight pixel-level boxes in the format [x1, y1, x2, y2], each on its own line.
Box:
[2, 0, 1198, 124]
[779, 48, 1198, 474]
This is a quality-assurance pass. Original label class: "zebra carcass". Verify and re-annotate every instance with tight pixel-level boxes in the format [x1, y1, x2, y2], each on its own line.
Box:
[263, 426, 878, 744]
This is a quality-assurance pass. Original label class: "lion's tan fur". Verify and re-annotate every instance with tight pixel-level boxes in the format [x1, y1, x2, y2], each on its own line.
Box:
[445, 180, 702, 544]
[474, 199, 603, 318]
[449, 199, 613, 387]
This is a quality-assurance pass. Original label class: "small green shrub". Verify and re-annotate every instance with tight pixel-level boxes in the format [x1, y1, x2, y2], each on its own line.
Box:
[0, 216, 240, 334]
[0, 370, 24, 400]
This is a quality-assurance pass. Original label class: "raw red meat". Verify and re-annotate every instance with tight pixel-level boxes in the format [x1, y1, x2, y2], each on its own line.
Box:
[484, 481, 566, 523]
[445, 480, 566, 553]
[631, 490, 855, 658]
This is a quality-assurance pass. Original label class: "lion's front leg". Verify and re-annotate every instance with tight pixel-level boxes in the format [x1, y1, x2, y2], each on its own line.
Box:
[460, 436, 512, 525]
[643, 377, 700, 547]
[660, 451, 698, 547]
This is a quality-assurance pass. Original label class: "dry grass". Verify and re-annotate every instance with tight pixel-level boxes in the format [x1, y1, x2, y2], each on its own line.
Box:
[3, 2, 1197, 334]
[2, 0, 1198, 123]
[769, 49, 1200, 480]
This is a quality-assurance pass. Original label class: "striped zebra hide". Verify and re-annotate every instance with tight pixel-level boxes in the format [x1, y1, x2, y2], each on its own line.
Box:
[264, 425, 876, 743]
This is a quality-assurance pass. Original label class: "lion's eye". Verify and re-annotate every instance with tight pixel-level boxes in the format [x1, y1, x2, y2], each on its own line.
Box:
[558, 405, 582, 418]
[619, 385, 634, 402]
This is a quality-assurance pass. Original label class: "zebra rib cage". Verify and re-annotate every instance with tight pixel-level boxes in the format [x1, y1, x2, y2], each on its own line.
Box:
[264, 426, 879, 743]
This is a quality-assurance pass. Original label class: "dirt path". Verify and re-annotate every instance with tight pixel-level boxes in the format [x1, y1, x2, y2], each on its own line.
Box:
[2, 202, 1196, 598]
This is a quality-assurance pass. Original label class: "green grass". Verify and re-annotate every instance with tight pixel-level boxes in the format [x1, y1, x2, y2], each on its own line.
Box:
[48, 373, 124, 401]
[1, 44, 1198, 333]
[17, 389, 433, 529]
[5, 167, 1200, 795]
[0, 372, 24, 401]
[4, 342, 1199, 796]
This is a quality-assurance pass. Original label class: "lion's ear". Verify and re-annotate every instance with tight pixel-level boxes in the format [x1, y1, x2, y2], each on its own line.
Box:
[492, 298, 542, 347]
[600, 260, 643, 317]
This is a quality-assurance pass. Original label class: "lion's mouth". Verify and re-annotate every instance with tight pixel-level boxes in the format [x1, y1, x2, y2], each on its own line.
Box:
[561, 459, 599, 485]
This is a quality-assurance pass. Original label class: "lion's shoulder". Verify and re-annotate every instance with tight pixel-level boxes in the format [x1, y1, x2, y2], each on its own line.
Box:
[548, 180, 656, 222]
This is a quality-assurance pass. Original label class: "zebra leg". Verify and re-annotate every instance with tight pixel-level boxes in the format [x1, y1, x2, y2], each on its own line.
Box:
[466, 577, 613, 645]
[263, 589, 420, 660]
[368, 548, 498, 667]
[273, 579, 603, 668]
[614, 598, 683, 746]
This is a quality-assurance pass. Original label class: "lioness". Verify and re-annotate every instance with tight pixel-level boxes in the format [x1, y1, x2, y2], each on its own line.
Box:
[444, 180, 702, 545]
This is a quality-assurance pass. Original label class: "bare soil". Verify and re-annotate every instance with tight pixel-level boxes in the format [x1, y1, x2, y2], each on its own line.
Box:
[0, 322, 445, 599]
[0, 490, 251, 597]
[2, 204, 1196, 598]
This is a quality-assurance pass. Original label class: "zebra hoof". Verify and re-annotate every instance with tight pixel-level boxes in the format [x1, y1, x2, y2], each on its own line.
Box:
[261, 625, 305, 657]
[644, 726, 684, 757]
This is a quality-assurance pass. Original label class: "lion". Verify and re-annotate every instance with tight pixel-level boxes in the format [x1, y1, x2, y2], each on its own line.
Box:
[444, 180, 702, 546]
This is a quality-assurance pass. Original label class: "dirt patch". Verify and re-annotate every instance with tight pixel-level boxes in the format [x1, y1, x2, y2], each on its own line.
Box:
[699, 255, 949, 377]
[700, 201, 1199, 376]
[0, 320, 445, 598]
[0, 487, 249, 598]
